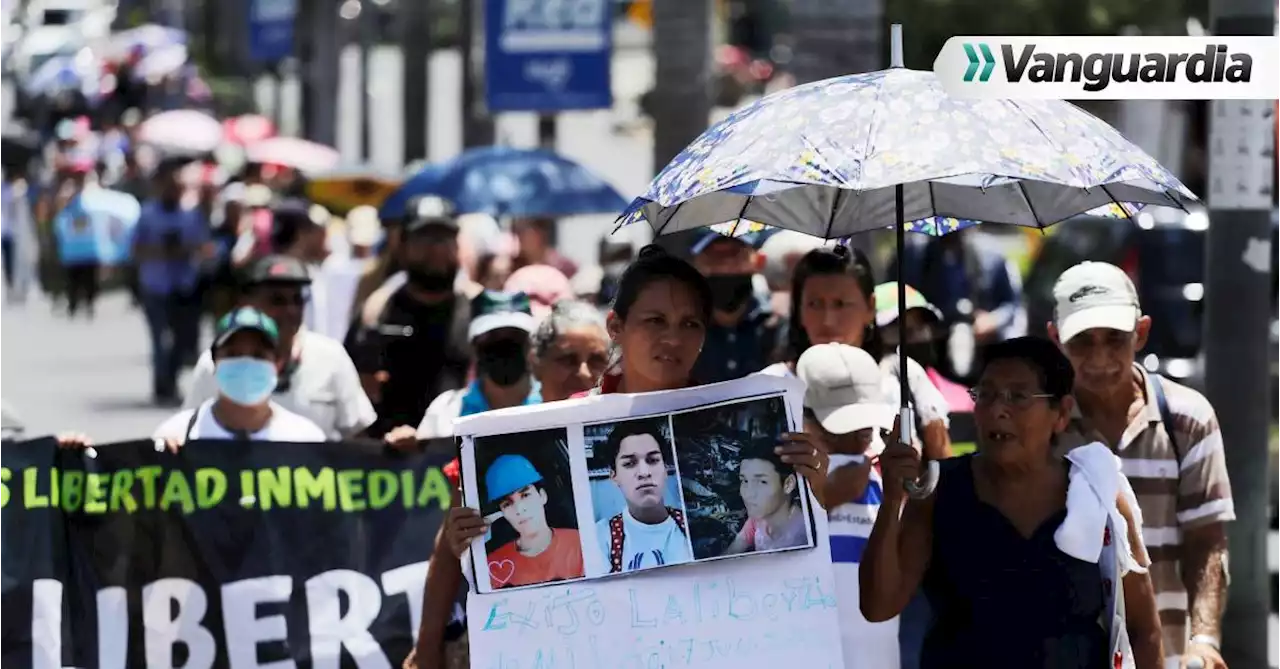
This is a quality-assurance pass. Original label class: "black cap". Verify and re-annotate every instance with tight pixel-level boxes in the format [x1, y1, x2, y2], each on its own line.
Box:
[404, 195, 459, 233]
[246, 254, 312, 286]
[271, 198, 315, 225]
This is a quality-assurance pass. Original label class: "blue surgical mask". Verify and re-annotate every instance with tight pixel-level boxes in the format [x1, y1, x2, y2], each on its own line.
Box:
[214, 357, 278, 406]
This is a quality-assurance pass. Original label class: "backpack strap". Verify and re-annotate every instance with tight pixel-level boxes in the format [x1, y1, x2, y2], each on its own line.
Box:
[608, 514, 625, 573]
[184, 404, 202, 442]
[1148, 373, 1185, 467]
[669, 507, 687, 535]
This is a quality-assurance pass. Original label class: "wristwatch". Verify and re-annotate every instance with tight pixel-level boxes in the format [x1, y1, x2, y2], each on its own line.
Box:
[1189, 634, 1221, 650]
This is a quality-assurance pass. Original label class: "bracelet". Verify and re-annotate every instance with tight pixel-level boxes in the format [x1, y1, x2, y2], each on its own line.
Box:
[1189, 634, 1221, 650]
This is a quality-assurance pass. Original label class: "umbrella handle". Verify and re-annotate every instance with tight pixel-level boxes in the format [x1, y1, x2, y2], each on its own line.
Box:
[898, 405, 941, 499]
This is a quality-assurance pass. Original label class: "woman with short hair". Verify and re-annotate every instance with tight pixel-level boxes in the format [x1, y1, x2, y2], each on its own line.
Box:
[861, 336, 1163, 669]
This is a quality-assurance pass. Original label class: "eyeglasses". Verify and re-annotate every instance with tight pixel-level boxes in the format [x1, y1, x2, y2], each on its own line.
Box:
[967, 388, 1055, 409]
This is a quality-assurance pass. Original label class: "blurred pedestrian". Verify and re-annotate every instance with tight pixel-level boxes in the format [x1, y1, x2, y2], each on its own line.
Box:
[52, 160, 102, 319]
[875, 282, 974, 415]
[132, 159, 212, 406]
[184, 255, 376, 440]
[270, 198, 330, 334]
[503, 263, 572, 321]
[861, 336, 1163, 669]
[473, 251, 514, 291]
[892, 230, 1027, 381]
[511, 217, 577, 278]
[2, 165, 36, 304]
[155, 307, 326, 444]
[1049, 261, 1234, 669]
[346, 196, 475, 438]
[390, 290, 541, 445]
[688, 230, 787, 383]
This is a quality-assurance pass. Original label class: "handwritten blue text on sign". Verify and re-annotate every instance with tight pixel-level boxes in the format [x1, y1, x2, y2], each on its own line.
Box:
[471, 573, 844, 669]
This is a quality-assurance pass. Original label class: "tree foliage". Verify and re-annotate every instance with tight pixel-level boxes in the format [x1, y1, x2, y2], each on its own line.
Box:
[884, 0, 1210, 70]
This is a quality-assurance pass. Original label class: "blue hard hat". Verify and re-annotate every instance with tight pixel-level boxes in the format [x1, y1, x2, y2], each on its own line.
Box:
[485, 454, 543, 504]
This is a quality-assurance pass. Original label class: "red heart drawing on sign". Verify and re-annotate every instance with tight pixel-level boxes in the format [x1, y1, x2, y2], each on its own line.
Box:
[489, 559, 516, 587]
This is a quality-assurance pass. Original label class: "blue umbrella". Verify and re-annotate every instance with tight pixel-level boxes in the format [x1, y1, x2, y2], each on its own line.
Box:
[56, 188, 142, 266]
[616, 27, 1196, 499]
[23, 55, 84, 96]
[380, 146, 627, 220]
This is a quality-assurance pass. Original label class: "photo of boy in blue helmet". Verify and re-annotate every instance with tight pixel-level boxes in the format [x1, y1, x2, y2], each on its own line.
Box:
[480, 450, 583, 590]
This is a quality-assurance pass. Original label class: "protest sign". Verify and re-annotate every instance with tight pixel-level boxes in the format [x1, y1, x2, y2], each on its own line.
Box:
[1, 437, 448, 668]
[457, 375, 846, 669]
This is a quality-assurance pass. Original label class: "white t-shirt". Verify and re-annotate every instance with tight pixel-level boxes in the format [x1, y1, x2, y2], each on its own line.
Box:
[826, 453, 900, 669]
[595, 508, 693, 573]
[185, 330, 376, 439]
[154, 400, 327, 442]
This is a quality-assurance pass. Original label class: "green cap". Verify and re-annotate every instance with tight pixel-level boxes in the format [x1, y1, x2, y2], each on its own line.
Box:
[213, 307, 281, 350]
[873, 282, 943, 327]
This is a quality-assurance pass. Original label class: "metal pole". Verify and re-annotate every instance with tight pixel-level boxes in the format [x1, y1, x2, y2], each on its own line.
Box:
[1203, 0, 1276, 664]
[537, 115, 556, 150]
[401, 0, 430, 163]
[358, 0, 374, 162]
[460, 0, 494, 148]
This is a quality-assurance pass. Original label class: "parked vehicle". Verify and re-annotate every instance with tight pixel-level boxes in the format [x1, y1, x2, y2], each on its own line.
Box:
[1023, 206, 1212, 388]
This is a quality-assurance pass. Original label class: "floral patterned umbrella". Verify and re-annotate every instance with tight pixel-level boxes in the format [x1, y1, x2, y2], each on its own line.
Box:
[617, 29, 1197, 499]
[617, 66, 1192, 238]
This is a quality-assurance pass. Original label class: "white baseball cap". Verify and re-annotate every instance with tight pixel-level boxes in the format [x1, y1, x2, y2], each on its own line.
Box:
[796, 343, 895, 435]
[1052, 261, 1141, 344]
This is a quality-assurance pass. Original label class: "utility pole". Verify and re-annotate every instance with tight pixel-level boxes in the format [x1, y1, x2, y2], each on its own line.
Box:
[358, 0, 374, 162]
[650, 0, 713, 177]
[537, 115, 556, 150]
[295, 0, 314, 138]
[459, 0, 494, 148]
[401, 0, 430, 164]
[306, 0, 340, 147]
[1203, 0, 1276, 665]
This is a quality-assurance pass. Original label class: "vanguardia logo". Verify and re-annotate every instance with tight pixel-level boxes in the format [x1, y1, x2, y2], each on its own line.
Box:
[993, 44, 1252, 92]
[963, 43, 996, 82]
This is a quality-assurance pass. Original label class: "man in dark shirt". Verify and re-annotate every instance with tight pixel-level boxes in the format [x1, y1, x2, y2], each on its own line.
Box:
[346, 196, 474, 438]
[689, 229, 786, 383]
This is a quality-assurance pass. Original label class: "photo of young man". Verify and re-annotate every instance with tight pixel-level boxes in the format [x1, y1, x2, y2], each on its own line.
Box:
[672, 395, 814, 560]
[723, 439, 809, 555]
[589, 418, 693, 574]
[476, 432, 584, 590]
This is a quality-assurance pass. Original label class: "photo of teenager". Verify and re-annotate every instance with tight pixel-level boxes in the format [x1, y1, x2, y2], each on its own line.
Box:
[671, 396, 814, 561]
[585, 417, 693, 574]
[473, 428, 585, 590]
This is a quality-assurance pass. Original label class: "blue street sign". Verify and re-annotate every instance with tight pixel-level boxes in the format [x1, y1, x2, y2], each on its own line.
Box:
[248, 0, 296, 64]
[484, 0, 613, 112]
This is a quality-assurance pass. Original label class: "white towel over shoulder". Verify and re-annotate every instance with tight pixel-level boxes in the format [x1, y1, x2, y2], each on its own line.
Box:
[1056, 442, 1148, 575]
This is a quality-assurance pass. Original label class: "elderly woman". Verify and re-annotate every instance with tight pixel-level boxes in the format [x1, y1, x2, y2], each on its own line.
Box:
[860, 336, 1163, 669]
[529, 299, 610, 402]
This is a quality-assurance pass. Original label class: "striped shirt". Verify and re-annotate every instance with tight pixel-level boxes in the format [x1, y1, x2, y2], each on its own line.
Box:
[827, 454, 900, 668]
[1059, 364, 1235, 666]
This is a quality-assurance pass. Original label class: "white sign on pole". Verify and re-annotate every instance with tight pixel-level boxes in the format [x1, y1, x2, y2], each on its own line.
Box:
[1208, 99, 1275, 210]
[454, 375, 847, 669]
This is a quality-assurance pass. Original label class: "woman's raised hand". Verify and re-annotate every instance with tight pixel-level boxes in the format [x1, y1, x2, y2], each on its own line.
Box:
[445, 507, 488, 558]
[776, 431, 831, 509]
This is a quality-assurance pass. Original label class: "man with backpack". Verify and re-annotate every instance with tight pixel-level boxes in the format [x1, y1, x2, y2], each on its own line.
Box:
[1050, 261, 1234, 669]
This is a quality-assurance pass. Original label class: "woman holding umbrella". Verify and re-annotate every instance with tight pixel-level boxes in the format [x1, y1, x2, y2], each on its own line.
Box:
[861, 336, 1163, 668]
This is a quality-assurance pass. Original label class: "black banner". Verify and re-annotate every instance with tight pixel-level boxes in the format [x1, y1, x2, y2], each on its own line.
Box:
[1, 438, 451, 669]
